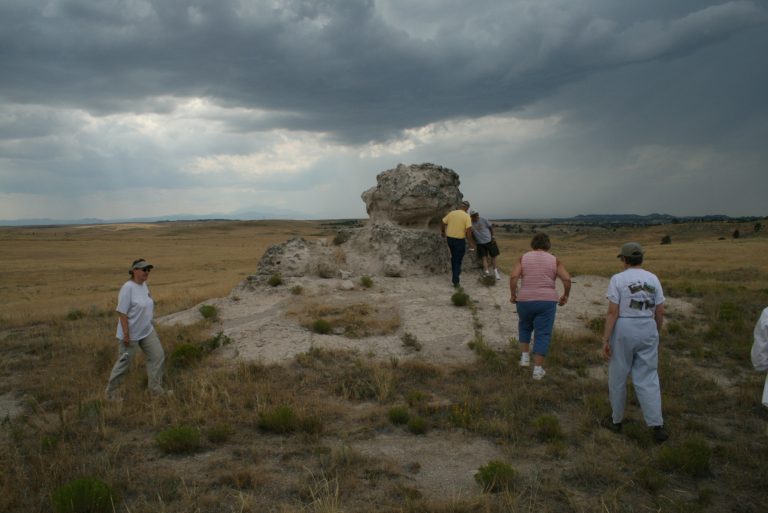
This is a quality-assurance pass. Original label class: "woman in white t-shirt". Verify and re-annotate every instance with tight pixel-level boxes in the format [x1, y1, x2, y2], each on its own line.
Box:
[601, 242, 668, 443]
[104, 258, 169, 399]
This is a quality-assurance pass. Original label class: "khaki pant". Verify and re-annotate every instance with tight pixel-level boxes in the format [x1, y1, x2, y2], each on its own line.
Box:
[105, 329, 166, 397]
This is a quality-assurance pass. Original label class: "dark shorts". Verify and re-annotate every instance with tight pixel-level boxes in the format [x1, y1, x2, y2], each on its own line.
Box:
[477, 240, 500, 258]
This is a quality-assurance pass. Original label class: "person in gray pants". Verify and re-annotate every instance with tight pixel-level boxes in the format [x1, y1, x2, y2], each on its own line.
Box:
[105, 258, 170, 399]
[601, 242, 668, 443]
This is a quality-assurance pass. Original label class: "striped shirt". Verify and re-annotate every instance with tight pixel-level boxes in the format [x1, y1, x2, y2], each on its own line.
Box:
[517, 250, 559, 302]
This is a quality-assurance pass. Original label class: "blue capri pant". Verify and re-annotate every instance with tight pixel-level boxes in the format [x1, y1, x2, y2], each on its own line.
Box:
[517, 301, 557, 356]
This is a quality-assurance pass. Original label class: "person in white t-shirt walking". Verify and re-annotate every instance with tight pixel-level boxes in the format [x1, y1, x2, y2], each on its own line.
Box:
[105, 258, 170, 399]
[751, 306, 768, 410]
[601, 242, 668, 443]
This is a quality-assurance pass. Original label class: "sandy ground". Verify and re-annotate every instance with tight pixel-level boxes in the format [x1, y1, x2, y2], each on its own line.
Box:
[159, 271, 693, 366]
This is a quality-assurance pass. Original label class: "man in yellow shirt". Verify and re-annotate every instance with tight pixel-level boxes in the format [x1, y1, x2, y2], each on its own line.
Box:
[441, 200, 474, 287]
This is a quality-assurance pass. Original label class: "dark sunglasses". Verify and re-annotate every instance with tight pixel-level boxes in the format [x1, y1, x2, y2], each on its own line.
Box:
[136, 267, 151, 273]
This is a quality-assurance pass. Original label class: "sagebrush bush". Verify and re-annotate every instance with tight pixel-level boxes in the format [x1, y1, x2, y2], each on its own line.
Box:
[658, 437, 712, 477]
[199, 304, 219, 320]
[311, 319, 332, 334]
[360, 275, 374, 288]
[169, 343, 204, 368]
[291, 284, 304, 295]
[451, 288, 470, 306]
[267, 273, 283, 287]
[388, 406, 410, 425]
[258, 405, 298, 434]
[52, 477, 116, 513]
[475, 460, 516, 493]
[156, 425, 202, 454]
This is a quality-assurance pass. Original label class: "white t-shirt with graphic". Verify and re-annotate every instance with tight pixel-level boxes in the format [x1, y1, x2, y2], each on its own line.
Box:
[606, 268, 665, 318]
[115, 280, 155, 341]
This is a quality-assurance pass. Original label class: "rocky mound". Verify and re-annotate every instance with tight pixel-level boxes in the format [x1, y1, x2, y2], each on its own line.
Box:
[244, 163, 473, 285]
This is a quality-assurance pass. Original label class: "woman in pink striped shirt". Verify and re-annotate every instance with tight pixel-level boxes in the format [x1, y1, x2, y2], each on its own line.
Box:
[509, 233, 572, 380]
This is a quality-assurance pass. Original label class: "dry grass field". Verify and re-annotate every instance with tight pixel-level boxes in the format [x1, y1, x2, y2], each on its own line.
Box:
[1, 219, 768, 513]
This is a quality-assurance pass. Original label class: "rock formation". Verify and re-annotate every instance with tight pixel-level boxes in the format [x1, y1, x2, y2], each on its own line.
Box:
[361, 163, 463, 229]
[244, 163, 472, 285]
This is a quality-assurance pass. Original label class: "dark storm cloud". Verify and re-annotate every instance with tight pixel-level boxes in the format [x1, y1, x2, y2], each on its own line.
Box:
[1, 0, 765, 143]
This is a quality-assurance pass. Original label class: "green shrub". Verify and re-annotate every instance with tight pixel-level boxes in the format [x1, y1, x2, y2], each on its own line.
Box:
[267, 273, 283, 287]
[198, 304, 219, 320]
[388, 406, 410, 425]
[407, 416, 428, 435]
[52, 477, 116, 513]
[533, 415, 563, 442]
[360, 275, 374, 288]
[201, 331, 230, 352]
[291, 284, 304, 295]
[169, 343, 204, 368]
[475, 460, 516, 493]
[156, 425, 201, 454]
[258, 405, 298, 434]
[451, 288, 470, 307]
[311, 318, 332, 335]
[586, 317, 605, 334]
[658, 437, 712, 477]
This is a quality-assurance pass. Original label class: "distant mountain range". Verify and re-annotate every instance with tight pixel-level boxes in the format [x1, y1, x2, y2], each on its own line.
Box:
[0, 207, 314, 227]
[496, 213, 762, 225]
[1, 211, 763, 227]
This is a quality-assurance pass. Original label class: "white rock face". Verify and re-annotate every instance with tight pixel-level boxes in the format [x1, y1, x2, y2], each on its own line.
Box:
[361, 163, 463, 229]
[245, 163, 470, 284]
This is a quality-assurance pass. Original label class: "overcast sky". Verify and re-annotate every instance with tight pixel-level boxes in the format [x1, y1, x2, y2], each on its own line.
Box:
[1, 0, 766, 221]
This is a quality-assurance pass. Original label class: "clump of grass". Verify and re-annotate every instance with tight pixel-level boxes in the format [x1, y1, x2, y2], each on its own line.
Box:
[198, 304, 219, 321]
[480, 274, 496, 287]
[156, 425, 202, 454]
[534, 415, 564, 442]
[623, 422, 654, 447]
[52, 477, 116, 513]
[258, 405, 298, 434]
[634, 466, 666, 493]
[66, 309, 85, 321]
[206, 423, 234, 444]
[291, 284, 304, 295]
[407, 416, 428, 435]
[401, 332, 422, 351]
[586, 316, 605, 333]
[267, 273, 283, 287]
[451, 288, 470, 306]
[360, 275, 374, 288]
[311, 319, 332, 335]
[658, 437, 712, 477]
[388, 406, 410, 425]
[475, 460, 516, 493]
[169, 343, 204, 368]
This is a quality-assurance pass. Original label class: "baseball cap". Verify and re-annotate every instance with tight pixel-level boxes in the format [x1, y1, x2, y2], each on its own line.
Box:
[469, 209, 478, 216]
[617, 242, 644, 258]
[460, 200, 470, 208]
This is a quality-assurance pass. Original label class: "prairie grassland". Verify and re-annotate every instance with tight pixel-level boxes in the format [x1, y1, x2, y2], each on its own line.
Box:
[1, 219, 768, 513]
[0, 220, 334, 326]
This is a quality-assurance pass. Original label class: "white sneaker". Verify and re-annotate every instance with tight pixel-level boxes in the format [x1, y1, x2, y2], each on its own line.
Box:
[519, 352, 530, 367]
[532, 366, 546, 380]
[494, 269, 501, 280]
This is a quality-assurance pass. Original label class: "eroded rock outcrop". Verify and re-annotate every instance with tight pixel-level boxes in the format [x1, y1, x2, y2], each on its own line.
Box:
[361, 163, 463, 229]
[244, 163, 469, 285]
